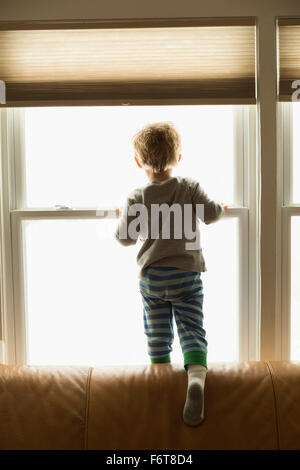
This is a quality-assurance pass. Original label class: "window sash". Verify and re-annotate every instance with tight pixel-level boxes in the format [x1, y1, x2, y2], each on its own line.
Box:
[10, 207, 249, 364]
[12, 106, 246, 211]
[279, 102, 300, 359]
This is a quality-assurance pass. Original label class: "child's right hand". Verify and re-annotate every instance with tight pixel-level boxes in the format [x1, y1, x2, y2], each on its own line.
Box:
[116, 207, 123, 218]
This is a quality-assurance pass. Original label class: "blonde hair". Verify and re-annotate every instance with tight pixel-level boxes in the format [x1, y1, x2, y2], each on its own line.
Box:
[132, 121, 181, 174]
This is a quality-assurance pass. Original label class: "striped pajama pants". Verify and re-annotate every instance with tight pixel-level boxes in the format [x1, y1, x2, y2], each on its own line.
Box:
[139, 266, 208, 370]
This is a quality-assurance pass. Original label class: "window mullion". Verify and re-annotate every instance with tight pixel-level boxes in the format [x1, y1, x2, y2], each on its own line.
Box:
[12, 108, 26, 210]
[245, 105, 260, 361]
[278, 102, 294, 360]
[282, 102, 293, 206]
[233, 106, 244, 207]
[0, 109, 17, 364]
[281, 206, 292, 360]
[238, 207, 249, 361]
[10, 211, 27, 364]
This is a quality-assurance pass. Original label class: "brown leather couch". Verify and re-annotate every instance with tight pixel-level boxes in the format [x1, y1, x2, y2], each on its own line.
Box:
[0, 360, 299, 450]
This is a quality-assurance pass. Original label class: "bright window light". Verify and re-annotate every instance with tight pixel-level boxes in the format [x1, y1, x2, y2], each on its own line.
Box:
[24, 106, 235, 208]
[22, 105, 240, 366]
[293, 103, 300, 203]
[291, 216, 300, 360]
[23, 216, 239, 366]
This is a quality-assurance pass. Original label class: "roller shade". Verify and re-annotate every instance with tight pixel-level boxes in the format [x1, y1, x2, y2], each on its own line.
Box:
[279, 18, 300, 101]
[0, 19, 256, 106]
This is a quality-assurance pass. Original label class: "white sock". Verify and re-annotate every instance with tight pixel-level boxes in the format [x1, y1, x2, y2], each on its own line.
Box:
[183, 364, 207, 426]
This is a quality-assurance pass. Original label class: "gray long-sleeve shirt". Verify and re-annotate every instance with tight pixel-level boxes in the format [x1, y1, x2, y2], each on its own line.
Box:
[115, 176, 224, 278]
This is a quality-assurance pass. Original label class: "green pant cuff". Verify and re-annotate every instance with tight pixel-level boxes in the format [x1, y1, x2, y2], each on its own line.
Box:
[150, 354, 171, 364]
[184, 350, 207, 370]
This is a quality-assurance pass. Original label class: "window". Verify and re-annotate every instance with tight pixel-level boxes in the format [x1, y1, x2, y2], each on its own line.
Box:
[280, 102, 300, 360]
[0, 104, 257, 366]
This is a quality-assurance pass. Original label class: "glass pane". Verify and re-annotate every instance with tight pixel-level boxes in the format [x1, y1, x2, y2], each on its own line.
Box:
[293, 102, 300, 203]
[201, 216, 239, 362]
[23, 216, 239, 366]
[24, 106, 236, 209]
[291, 216, 300, 360]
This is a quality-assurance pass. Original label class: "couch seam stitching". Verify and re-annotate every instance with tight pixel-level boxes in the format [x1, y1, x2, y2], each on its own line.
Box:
[84, 367, 93, 450]
[265, 361, 280, 450]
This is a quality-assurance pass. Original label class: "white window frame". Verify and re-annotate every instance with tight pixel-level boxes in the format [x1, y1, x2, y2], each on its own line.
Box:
[278, 101, 300, 360]
[0, 105, 259, 365]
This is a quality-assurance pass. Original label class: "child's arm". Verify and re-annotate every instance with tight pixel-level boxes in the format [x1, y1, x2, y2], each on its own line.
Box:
[114, 197, 139, 246]
[191, 182, 226, 224]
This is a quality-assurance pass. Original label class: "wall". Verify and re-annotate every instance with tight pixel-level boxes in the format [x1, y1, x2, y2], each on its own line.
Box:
[1, 0, 300, 21]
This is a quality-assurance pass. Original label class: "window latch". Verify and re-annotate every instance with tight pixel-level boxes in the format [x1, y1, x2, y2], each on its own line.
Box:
[54, 205, 73, 210]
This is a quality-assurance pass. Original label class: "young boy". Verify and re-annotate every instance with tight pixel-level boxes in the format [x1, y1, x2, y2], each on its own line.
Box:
[115, 121, 226, 426]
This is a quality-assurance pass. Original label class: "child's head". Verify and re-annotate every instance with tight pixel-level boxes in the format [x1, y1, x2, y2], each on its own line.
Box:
[132, 121, 181, 174]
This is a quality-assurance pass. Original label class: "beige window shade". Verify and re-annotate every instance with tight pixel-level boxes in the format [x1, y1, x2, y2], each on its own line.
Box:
[0, 19, 256, 106]
[279, 18, 300, 101]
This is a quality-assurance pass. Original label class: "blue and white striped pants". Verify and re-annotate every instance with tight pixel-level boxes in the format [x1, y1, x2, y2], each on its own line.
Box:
[139, 266, 208, 369]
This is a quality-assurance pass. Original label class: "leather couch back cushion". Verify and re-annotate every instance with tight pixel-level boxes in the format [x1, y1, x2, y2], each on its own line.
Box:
[0, 365, 89, 450]
[0, 361, 299, 449]
[269, 361, 300, 449]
